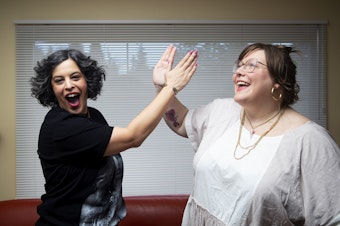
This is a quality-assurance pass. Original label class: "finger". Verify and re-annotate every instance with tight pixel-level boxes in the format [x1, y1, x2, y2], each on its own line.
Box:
[176, 50, 198, 69]
[160, 44, 173, 62]
[167, 46, 176, 70]
[184, 59, 198, 75]
[176, 50, 192, 67]
[188, 61, 198, 75]
[176, 61, 197, 92]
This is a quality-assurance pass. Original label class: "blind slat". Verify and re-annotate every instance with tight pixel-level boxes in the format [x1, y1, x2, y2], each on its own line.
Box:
[16, 23, 326, 198]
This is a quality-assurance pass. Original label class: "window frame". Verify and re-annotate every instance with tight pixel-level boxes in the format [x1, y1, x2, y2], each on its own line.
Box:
[15, 20, 327, 198]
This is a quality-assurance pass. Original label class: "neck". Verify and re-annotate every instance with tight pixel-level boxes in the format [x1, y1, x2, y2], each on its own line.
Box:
[243, 105, 283, 136]
[244, 104, 281, 124]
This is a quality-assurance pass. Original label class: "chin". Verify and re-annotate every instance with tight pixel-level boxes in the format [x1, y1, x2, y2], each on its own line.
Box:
[62, 106, 82, 115]
[233, 95, 246, 106]
[233, 93, 241, 102]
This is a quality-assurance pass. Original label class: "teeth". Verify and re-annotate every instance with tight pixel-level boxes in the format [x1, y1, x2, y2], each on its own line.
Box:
[67, 94, 78, 98]
[237, 81, 250, 86]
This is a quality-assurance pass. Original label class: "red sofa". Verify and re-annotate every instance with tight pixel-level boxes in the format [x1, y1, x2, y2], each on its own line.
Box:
[0, 195, 189, 226]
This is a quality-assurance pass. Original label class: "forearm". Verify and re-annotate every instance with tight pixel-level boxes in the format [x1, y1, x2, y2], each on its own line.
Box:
[127, 85, 178, 145]
[155, 85, 188, 137]
[105, 85, 177, 156]
[164, 98, 188, 137]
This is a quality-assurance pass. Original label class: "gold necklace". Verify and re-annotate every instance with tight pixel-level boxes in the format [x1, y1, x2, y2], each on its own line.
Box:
[245, 110, 281, 136]
[233, 108, 284, 160]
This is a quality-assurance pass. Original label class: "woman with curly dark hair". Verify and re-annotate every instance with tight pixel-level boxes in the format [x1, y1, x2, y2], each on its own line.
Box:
[31, 45, 197, 226]
[154, 43, 340, 225]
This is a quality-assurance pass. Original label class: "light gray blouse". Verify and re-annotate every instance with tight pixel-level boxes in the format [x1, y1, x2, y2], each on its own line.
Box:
[183, 98, 340, 226]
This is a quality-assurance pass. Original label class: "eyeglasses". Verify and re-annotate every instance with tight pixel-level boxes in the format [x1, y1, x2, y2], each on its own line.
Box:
[232, 58, 267, 73]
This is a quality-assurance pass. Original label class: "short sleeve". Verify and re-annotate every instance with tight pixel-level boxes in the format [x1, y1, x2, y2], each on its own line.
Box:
[299, 123, 340, 225]
[38, 107, 113, 164]
[185, 101, 214, 151]
[185, 98, 241, 152]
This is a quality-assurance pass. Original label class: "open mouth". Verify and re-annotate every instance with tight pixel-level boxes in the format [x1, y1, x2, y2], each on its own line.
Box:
[237, 81, 250, 87]
[65, 93, 80, 107]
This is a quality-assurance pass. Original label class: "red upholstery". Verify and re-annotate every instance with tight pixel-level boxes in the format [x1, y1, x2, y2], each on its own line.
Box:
[0, 199, 40, 226]
[120, 195, 188, 226]
[0, 195, 189, 226]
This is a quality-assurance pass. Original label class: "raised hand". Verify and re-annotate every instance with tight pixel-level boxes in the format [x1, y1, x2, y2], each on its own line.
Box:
[153, 44, 176, 86]
[164, 49, 198, 94]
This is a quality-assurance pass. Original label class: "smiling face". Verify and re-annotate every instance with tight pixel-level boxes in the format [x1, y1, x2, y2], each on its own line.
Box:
[51, 59, 88, 115]
[233, 49, 277, 108]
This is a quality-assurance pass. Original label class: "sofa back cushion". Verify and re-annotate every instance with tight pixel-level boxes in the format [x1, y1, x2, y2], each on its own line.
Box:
[120, 195, 189, 226]
[0, 199, 40, 226]
[0, 195, 189, 226]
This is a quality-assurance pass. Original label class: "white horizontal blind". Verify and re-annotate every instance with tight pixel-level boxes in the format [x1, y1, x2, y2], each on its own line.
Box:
[16, 22, 326, 198]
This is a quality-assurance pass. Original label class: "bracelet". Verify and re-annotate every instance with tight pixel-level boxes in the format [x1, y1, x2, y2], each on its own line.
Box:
[163, 83, 178, 95]
[154, 83, 179, 95]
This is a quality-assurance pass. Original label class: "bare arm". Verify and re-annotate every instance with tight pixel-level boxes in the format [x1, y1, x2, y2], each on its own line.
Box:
[104, 45, 197, 156]
[153, 50, 199, 138]
[163, 97, 189, 138]
[154, 84, 189, 137]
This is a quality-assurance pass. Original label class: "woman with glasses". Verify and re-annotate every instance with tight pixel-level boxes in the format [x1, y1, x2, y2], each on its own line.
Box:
[153, 43, 340, 225]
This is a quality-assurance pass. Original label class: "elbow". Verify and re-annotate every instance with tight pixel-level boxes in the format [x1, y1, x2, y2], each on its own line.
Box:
[128, 128, 150, 148]
[114, 126, 149, 150]
[131, 137, 144, 148]
[126, 133, 144, 148]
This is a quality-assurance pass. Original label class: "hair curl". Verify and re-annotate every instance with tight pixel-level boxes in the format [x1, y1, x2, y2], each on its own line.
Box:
[237, 43, 300, 108]
[30, 49, 106, 107]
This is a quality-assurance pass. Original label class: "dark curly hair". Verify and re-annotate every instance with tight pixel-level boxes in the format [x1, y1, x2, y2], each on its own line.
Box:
[31, 49, 106, 107]
[237, 43, 300, 108]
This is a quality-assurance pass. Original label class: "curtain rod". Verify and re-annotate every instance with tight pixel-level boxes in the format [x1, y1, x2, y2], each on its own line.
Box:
[14, 19, 328, 25]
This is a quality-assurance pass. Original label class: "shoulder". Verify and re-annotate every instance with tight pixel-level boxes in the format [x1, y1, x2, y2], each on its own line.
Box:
[43, 107, 108, 128]
[209, 98, 241, 121]
[210, 98, 240, 108]
[44, 107, 70, 123]
[302, 122, 338, 147]
[88, 106, 104, 118]
[88, 107, 108, 125]
[272, 107, 311, 136]
[88, 106, 101, 115]
[203, 98, 241, 116]
[290, 121, 335, 142]
[188, 98, 240, 117]
[283, 121, 339, 157]
[186, 98, 241, 129]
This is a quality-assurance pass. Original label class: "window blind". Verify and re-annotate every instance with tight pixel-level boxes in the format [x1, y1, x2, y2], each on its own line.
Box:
[16, 22, 326, 198]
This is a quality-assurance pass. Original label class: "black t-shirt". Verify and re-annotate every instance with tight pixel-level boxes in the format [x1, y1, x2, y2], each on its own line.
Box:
[36, 107, 126, 226]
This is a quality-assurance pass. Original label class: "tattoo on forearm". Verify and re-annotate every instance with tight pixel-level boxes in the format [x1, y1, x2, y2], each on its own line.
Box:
[165, 109, 180, 127]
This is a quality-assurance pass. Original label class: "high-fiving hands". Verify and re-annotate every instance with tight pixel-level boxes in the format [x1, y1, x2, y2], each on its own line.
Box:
[153, 44, 198, 94]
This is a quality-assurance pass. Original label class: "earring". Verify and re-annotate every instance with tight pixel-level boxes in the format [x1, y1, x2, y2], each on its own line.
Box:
[271, 87, 282, 101]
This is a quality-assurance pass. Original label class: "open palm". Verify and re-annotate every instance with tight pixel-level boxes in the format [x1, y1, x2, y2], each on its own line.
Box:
[153, 45, 176, 86]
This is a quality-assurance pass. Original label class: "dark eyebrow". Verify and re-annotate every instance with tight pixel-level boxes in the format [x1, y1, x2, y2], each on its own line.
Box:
[52, 71, 82, 78]
[52, 75, 63, 79]
[71, 71, 83, 76]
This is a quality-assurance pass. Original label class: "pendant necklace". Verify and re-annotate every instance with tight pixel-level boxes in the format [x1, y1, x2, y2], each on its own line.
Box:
[233, 108, 284, 160]
[245, 110, 281, 137]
